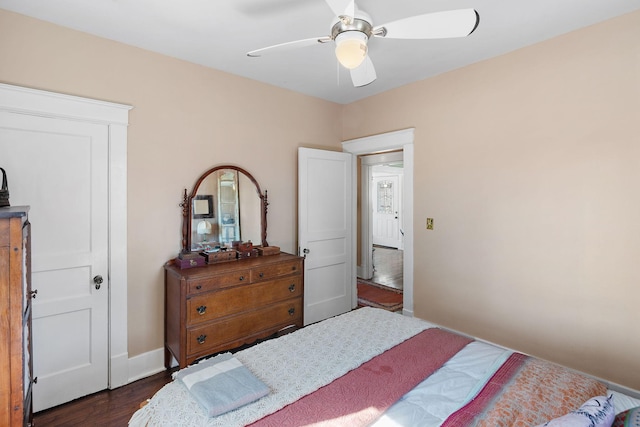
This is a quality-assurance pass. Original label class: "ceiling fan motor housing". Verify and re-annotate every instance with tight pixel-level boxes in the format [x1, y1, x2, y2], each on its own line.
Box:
[331, 17, 374, 40]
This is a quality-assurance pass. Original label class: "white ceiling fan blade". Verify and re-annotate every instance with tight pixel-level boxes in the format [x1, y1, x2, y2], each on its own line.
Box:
[324, 0, 355, 20]
[247, 36, 330, 57]
[350, 55, 376, 87]
[376, 9, 479, 40]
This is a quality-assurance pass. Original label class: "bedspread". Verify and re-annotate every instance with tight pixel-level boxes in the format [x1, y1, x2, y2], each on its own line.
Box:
[130, 307, 612, 427]
[129, 308, 433, 427]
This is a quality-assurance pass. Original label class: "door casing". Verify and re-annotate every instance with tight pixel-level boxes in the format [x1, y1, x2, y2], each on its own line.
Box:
[342, 128, 414, 316]
[0, 83, 131, 390]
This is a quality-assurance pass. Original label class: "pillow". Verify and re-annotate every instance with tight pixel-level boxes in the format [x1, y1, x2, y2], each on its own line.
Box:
[536, 395, 615, 427]
[613, 406, 640, 427]
[175, 352, 270, 417]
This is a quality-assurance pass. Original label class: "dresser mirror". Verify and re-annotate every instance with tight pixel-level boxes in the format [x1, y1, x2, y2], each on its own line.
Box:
[181, 165, 268, 253]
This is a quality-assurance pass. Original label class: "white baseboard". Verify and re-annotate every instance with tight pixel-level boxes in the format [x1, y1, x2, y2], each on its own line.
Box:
[127, 347, 169, 384]
[402, 308, 414, 317]
[607, 381, 640, 400]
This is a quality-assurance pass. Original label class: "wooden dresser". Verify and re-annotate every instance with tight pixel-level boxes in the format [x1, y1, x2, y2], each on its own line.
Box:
[0, 207, 34, 426]
[164, 252, 304, 369]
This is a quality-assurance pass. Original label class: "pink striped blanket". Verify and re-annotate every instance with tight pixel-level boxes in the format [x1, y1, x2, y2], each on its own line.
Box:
[249, 328, 472, 426]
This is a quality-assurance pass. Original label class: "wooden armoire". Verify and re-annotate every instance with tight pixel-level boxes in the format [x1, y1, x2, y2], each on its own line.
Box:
[0, 207, 34, 426]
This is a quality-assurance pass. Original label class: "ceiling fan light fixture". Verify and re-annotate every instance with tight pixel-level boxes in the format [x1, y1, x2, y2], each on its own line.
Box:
[334, 31, 368, 69]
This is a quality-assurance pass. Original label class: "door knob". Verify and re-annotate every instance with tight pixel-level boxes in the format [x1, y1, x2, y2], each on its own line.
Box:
[93, 275, 103, 290]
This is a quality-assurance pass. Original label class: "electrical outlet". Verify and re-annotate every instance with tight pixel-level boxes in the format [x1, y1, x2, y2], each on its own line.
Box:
[426, 218, 434, 230]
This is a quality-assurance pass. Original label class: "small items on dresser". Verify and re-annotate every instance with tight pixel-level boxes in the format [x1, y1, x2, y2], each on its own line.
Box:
[258, 246, 280, 256]
[236, 241, 258, 259]
[176, 242, 280, 269]
[175, 251, 206, 269]
[200, 249, 235, 264]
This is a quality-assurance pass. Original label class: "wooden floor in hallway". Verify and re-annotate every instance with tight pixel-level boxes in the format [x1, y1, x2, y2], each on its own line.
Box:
[370, 245, 403, 291]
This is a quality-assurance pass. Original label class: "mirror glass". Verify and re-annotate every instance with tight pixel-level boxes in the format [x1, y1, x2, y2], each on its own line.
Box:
[183, 166, 267, 253]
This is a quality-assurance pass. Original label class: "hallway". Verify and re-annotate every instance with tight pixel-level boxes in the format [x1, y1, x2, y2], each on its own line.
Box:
[370, 245, 403, 291]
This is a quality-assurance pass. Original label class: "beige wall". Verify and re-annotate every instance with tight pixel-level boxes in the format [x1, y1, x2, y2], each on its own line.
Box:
[344, 11, 640, 390]
[0, 9, 343, 356]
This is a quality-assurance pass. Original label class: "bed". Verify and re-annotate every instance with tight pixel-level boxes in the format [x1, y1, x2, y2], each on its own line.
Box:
[129, 307, 640, 427]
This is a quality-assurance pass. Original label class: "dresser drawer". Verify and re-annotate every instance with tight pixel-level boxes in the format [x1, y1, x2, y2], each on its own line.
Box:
[250, 259, 302, 282]
[187, 298, 302, 355]
[187, 269, 251, 294]
[187, 276, 303, 325]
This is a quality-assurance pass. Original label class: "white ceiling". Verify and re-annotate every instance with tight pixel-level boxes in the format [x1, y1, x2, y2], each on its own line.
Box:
[2, 0, 639, 104]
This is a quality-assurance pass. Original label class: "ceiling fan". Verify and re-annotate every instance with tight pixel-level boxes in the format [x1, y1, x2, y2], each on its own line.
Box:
[247, 0, 479, 87]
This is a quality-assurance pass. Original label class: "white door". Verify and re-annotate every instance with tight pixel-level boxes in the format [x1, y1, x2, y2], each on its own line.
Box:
[372, 173, 402, 249]
[0, 111, 109, 411]
[298, 147, 354, 325]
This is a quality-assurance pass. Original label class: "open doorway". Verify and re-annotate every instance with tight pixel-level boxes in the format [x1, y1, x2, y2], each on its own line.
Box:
[342, 128, 414, 316]
[356, 153, 404, 310]
[366, 154, 404, 291]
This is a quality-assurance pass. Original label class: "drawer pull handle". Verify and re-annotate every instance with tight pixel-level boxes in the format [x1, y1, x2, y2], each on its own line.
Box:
[197, 334, 207, 344]
[196, 305, 207, 315]
[288, 308, 295, 316]
[196, 285, 202, 290]
[239, 275, 245, 281]
[291, 266, 297, 271]
[259, 272, 264, 278]
[288, 284, 296, 292]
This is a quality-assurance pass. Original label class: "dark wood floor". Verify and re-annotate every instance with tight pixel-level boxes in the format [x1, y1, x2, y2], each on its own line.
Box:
[371, 245, 403, 290]
[33, 369, 175, 426]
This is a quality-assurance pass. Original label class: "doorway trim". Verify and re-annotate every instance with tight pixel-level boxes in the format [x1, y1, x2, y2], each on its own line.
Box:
[342, 128, 415, 316]
[0, 83, 131, 388]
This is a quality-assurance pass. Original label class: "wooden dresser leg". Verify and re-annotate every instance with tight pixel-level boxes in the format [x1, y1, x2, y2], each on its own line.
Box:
[164, 347, 171, 370]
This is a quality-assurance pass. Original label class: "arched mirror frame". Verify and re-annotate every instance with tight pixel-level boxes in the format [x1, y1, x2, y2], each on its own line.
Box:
[181, 165, 268, 253]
